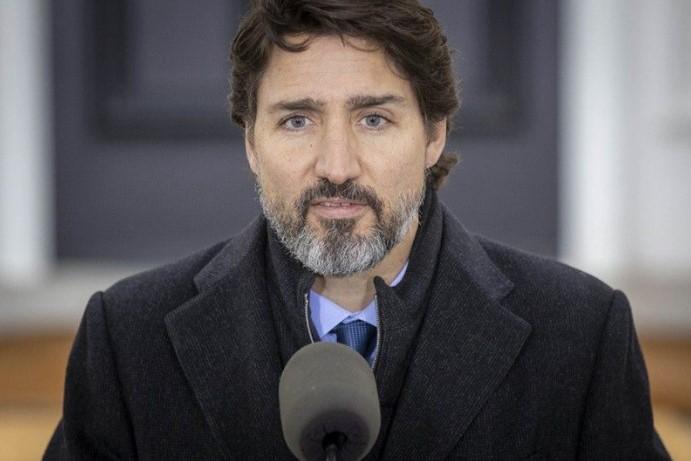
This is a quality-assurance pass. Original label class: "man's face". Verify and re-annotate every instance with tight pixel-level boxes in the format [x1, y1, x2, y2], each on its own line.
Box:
[246, 35, 446, 276]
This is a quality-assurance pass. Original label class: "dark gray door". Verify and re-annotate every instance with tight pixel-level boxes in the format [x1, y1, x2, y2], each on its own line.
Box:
[430, 0, 560, 257]
[54, 0, 559, 263]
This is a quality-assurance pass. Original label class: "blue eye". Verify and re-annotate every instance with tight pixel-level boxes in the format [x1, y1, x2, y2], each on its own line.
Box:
[362, 114, 387, 129]
[283, 116, 311, 130]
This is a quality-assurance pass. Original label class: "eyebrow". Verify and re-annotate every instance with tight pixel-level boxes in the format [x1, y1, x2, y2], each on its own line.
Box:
[268, 98, 325, 114]
[267, 94, 407, 114]
[346, 94, 406, 110]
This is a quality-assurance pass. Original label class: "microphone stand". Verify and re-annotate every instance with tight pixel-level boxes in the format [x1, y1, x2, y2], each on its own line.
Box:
[324, 444, 338, 461]
[322, 431, 345, 461]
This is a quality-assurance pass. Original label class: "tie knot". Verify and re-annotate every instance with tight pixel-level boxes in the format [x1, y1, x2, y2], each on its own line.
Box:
[332, 319, 376, 358]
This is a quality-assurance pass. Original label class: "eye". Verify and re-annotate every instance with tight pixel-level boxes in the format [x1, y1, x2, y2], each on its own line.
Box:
[281, 115, 312, 131]
[360, 114, 389, 129]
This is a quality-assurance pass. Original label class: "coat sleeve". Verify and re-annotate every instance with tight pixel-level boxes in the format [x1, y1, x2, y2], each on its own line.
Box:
[576, 290, 670, 460]
[43, 292, 137, 460]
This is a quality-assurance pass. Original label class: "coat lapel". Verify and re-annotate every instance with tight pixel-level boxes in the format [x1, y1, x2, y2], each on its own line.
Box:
[164, 219, 293, 459]
[381, 213, 532, 460]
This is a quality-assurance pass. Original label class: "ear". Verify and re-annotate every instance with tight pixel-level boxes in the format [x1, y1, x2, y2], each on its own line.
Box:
[424, 118, 448, 168]
[245, 126, 259, 175]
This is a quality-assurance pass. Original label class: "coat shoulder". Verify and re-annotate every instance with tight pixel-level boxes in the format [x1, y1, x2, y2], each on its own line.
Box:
[478, 236, 613, 298]
[102, 240, 226, 315]
[101, 216, 266, 321]
[475, 235, 617, 330]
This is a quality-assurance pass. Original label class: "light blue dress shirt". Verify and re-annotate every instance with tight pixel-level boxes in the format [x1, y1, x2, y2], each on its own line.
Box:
[309, 262, 408, 363]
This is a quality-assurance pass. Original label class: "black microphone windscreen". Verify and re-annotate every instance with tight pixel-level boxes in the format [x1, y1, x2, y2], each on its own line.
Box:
[279, 342, 381, 461]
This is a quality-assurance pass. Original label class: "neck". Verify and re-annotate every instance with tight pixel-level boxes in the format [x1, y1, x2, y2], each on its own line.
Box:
[311, 218, 418, 312]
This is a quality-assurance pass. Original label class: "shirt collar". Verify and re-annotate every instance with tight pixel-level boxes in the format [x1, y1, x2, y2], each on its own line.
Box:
[310, 261, 408, 339]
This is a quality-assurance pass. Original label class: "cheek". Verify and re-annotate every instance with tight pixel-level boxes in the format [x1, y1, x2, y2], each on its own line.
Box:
[254, 142, 315, 195]
[366, 136, 428, 186]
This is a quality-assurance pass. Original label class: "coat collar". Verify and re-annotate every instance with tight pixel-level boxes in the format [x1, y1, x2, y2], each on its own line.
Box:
[377, 208, 531, 459]
[165, 195, 531, 460]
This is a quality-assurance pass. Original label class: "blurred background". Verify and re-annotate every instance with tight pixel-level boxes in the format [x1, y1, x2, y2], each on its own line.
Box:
[1, 0, 689, 459]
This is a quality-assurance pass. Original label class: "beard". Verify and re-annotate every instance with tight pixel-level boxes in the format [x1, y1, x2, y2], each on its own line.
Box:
[256, 177, 425, 277]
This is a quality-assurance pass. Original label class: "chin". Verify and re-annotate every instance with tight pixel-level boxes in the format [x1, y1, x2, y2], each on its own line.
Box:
[313, 216, 377, 236]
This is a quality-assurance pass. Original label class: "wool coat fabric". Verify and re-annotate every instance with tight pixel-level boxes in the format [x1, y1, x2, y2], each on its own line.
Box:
[44, 192, 669, 460]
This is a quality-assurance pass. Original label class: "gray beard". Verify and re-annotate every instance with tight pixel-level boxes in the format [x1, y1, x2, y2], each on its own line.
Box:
[257, 182, 425, 277]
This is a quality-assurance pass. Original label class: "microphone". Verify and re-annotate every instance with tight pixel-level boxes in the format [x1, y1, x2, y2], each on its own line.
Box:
[279, 342, 381, 461]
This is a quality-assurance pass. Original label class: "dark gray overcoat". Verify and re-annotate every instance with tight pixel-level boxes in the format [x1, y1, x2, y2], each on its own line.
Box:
[44, 192, 669, 460]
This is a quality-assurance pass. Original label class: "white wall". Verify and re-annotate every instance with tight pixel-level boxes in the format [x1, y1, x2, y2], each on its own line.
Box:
[629, 0, 691, 279]
[561, 0, 691, 332]
[0, 0, 52, 286]
[560, 0, 632, 279]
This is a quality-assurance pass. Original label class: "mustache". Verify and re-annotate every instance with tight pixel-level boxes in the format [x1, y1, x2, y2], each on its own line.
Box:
[296, 179, 383, 220]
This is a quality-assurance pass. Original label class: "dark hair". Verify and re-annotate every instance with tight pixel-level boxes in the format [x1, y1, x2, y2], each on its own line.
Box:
[230, 0, 459, 189]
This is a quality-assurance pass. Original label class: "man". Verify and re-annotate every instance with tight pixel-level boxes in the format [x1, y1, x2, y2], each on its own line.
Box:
[46, 1, 669, 459]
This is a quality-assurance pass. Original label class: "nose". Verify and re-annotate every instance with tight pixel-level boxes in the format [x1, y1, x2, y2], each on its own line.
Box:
[313, 118, 362, 185]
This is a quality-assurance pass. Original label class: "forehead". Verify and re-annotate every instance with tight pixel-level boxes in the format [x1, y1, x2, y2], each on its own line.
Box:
[256, 35, 416, 108]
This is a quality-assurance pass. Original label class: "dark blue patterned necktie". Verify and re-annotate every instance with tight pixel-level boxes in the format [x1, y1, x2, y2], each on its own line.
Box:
[332, 319, 376, 358]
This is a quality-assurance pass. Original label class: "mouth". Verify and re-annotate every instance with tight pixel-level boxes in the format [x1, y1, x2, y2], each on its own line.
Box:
[310, 198, 369, 219]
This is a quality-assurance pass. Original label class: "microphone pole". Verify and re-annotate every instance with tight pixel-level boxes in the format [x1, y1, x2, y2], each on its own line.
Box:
[323, 431, 347, 461]
[325, 444, 338, 461]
